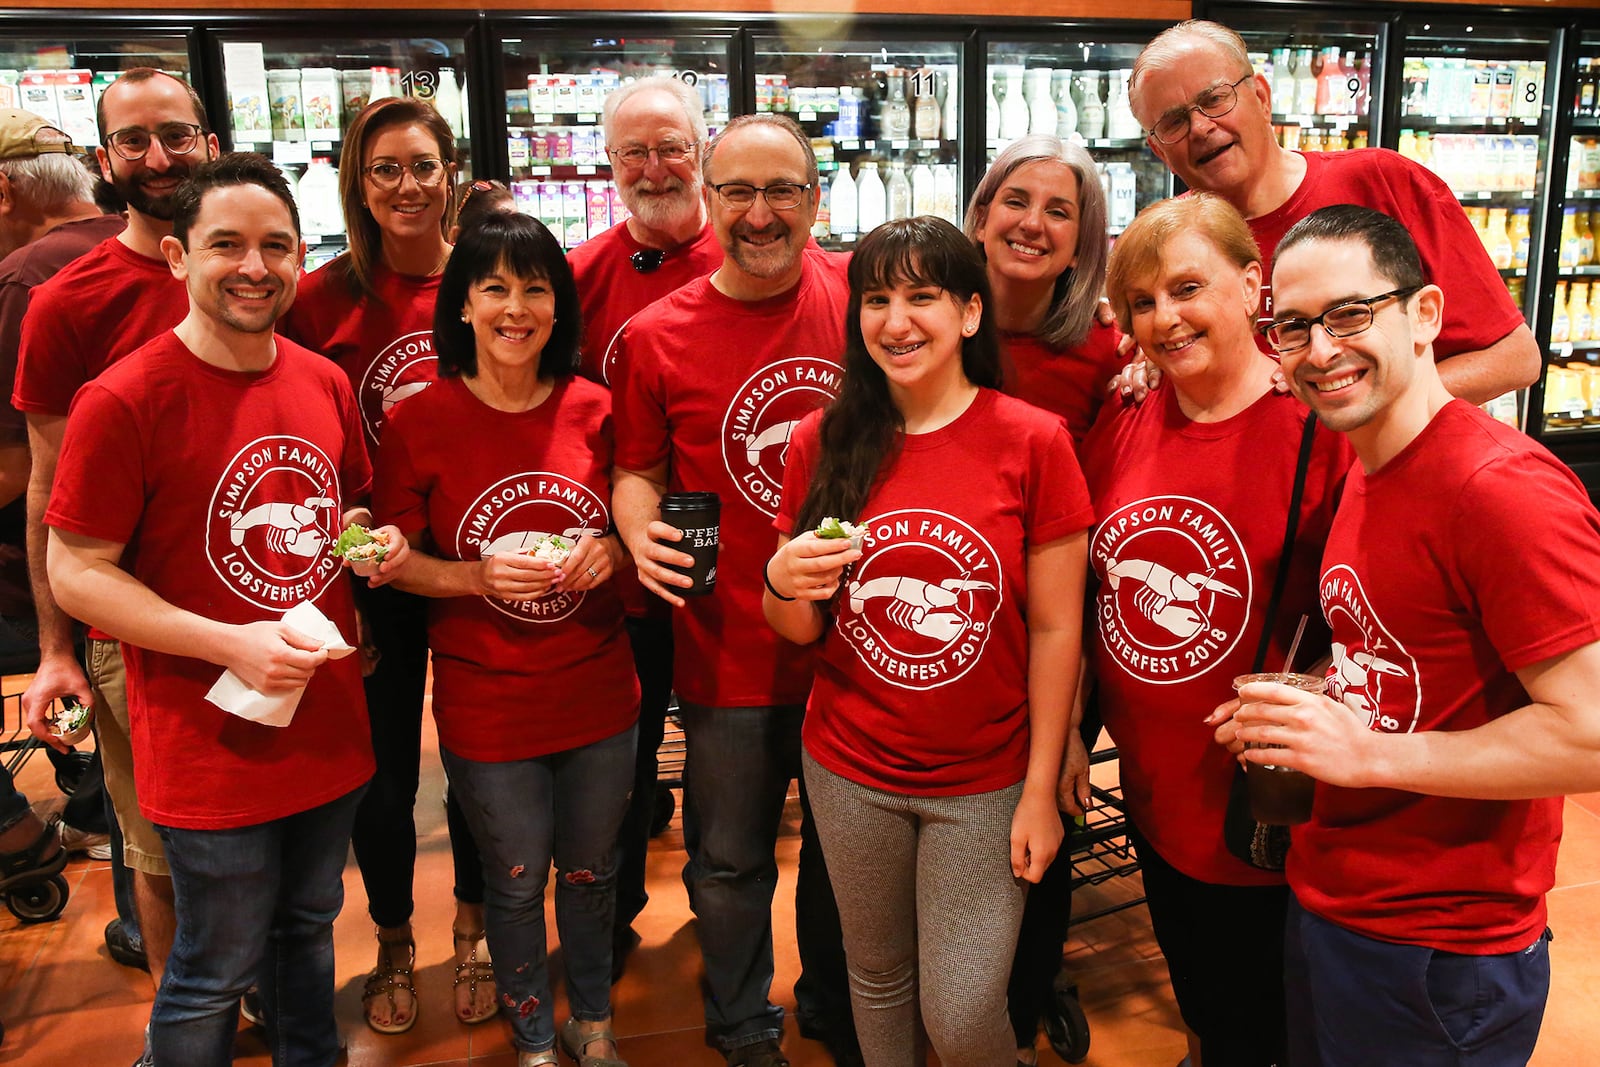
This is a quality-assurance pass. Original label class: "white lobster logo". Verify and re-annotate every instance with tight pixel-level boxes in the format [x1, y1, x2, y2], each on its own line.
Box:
[1105, 556, 1242, 640]
[228, 496, 337, 557]
[744, 419, 800, 467]
[848, 574, 997, 641]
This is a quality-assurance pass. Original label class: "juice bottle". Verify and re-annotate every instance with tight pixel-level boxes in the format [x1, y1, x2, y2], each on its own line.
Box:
[1483, 207, 1514, 270]
[1572, 282, 1594, 342]
[1315, 48, 1343, 116]
[1561, 206, 1583, 269]
[1552, 281, 1571, 344]
[1294, 48, 1318, 116]
[1508, 206, 1532, 269]
[1577, 209, 1596, 266]
[1271, 49, 1295, 115]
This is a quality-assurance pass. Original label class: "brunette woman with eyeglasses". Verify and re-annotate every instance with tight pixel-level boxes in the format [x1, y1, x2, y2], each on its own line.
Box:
[282, 95, 494, 1036]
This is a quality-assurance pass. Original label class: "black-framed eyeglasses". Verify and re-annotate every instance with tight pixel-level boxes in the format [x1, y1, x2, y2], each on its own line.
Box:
[608, 140, 696, 170]
[631, 249, 666, 274]
[1146, 74, 1253, 144]
[364, 158, 448, 190]
[710, 182, 811, 212]
[105, 122, 204, 161]
[1261, 287, 1421, 353]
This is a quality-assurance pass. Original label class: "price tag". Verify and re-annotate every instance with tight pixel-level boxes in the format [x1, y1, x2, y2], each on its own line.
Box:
[838, 140, 860, 150]
[889, 139, 909, 150]
[534, 113, 554, 123]
[798, 110, 817, 122]
[272, 140, 312, 166]
[576, 165, 597, 176]
[310, 141, 335, 153]
[578, 113, 597, 123]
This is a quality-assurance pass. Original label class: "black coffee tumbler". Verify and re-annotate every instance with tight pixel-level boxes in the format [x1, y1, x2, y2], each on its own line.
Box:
[658, 492, 720, 596]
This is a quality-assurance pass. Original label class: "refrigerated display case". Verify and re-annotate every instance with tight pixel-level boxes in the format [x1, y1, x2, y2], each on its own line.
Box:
[1541, 29, 1600, 440]
[0, 28, 197, 153]
[210, 25, 478, 269]
[490, 26, 736, 252]
[982, 31, 1176, 235]
[747, 29, 967, 248]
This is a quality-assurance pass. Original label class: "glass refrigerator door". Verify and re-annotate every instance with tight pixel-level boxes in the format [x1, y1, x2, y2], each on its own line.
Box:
[1543, 30, 1600, 438]
[1221, 16, 1385, 158]
[749, 33, 965, 248]
[0, 32, 193, 154]
[215, 31, 475, 270]
[983, 35, 1173, 238]
[497, 31, 735, 252]
[1396, 18, 1554, 432]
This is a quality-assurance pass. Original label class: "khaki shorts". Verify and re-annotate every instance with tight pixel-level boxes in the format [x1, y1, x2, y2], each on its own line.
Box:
[89, 638, 168, 876]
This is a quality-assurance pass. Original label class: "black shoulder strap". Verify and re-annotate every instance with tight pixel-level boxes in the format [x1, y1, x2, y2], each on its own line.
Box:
[1251, 412, 1319, 673]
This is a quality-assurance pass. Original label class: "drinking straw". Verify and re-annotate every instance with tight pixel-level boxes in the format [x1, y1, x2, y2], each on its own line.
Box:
[1281, 614, 1310, 677]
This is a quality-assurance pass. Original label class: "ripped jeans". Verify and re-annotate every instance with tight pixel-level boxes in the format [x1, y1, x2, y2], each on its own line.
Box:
[441, 724, 637, 1053]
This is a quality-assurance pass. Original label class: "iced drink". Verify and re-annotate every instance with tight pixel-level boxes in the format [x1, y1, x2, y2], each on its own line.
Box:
[1232, 672, 1327, 825]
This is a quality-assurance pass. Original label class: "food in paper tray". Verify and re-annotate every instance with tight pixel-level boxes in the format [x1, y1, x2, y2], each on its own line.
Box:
[815, 517, 867, 551]
[334, 523, 390, 573]
[50, 698, 93, 745]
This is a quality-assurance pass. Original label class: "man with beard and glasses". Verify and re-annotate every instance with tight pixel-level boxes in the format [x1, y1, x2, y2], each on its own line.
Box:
[612, 113, 856, 1067]
[11, 67, 216, 1030]
[567, 74, 725, 986]
[46, 152, 392, 1067]
[1122, 20, 1538, 408]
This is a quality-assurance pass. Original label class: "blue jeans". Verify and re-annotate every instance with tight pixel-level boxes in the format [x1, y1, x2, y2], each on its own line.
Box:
[442, 724, 637, 1053]
[1286, 894, 1551, 1067]
[151, 786, 364, 1067]
[680, 701, 849, 1051]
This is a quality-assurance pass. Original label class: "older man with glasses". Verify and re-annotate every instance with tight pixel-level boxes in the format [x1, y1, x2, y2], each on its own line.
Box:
[12, 70, 217, 1060]
[1128, 19, 1538, 408]
[567, 74, 728, 987]
[611, 113, 856, 1067]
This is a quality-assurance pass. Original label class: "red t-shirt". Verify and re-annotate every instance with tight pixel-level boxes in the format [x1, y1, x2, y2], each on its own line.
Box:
[45, 332, 375, 830]
[1000, 320, 1126, 448]
[612, 251, 851, 708]
[1080, 383, 1353, 886]
[0, 214, 127, 442]
[570, 220, 723, 620]
[372, 375, 638, 762]
[1295, 401, 1600, 954]
[13, 235, 185, 418]
[568, 220, 724, 387]
[777, 390, 1094, 796]
[281, 259, 440, 459]
[1250, 150, 1525, 361]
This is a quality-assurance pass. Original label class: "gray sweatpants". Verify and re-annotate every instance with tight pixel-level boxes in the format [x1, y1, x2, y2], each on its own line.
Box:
[802, 750, 1027, 1067]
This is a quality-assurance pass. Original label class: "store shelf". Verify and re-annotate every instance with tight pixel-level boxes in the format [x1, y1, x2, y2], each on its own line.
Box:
[1499, 266, 1531, 277]
[1549, 339, 1600, 355]
[1399, 114, 1543, 130]
[1273, 113, 1364, 127]
[986, 136, 1144, 151]
[1454, 189, 1538, 202]
[1566, 188, 1600, 200]
[1559, 265, 1600, 277]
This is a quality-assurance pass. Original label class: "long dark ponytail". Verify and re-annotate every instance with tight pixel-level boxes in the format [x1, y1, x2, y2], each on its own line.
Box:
[794, 216, 1000, 534]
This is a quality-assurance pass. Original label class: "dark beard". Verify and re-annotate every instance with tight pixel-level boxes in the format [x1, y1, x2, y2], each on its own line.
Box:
[110, 170, 187, 221]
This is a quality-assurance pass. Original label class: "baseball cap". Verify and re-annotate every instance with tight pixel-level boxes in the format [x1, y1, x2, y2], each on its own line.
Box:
[0, 109, 72, 162]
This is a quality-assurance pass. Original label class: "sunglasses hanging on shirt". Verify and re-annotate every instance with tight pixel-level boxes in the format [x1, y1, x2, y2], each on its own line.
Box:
[631, 249, 667, 274]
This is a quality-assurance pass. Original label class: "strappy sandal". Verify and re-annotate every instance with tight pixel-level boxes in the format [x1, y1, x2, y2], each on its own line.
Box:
[518, 1050, 559, 1067]
[361, 930, 417, 1035]
[453, 928, 497, 1024]
[559, 1016, 630, 1067]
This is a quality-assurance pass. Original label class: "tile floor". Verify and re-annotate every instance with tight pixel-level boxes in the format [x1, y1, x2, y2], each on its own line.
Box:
[1, 685, 1597, 1066]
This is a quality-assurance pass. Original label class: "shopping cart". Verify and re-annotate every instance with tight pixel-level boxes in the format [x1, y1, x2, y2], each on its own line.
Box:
[0, 688, 78, 923]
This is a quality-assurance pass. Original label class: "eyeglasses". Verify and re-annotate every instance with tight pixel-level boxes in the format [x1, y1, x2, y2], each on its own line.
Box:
[710, 182, 811, 212]
[105, 122, 204, 161]
[631, 249, 666, 274]
[364, 158, 448, 189]
[608, 141, 696, 170]
[1146, 74, 1253, 144]
[1261, 287, 1421, 353]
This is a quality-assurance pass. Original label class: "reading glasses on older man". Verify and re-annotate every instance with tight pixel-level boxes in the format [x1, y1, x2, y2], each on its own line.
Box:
[1145, 74, 1253, 144]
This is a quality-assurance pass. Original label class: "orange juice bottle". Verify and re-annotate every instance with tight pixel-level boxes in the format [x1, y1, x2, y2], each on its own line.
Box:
[1578, 209, 1597, 266]
[1552, 280, 1571, 344]
[1509, 207, 1532, 269]
[1572, 282, 1594, 342]
[1560, 207, 1583, 269]
[1483, 207, 1514, 269]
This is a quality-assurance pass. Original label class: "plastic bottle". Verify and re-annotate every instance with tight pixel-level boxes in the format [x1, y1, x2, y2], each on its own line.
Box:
[1052, 69, 1078, 140]
[1108, 162, 1138, 231]
[1354, 53, 1373, 117]
[914, 74, 942, 140]
[886, 164, 911, 220]
[829, 165, 858, 241]
[911, 162, 936, 217]
[1026, 68, 1055, 137]
[856, 161, 887, 234]
[298, 157, 343, 236]
[812, 178, 830, 239]
[1509, 206, 1532, 269]
[1561, 206, 1583, 269]
[883, 72, 911, 140]
[435, 67, 464, 138]
[1078, 71, 1105, 140]
[1482, 207, 1514, 270]
[1294, 48, 1318, 116]
[1402, 57, 1429, 116]
[1315, 48, 1343, 116]
[1552, 281, 1571, 344]
[1578, 208, 1596, 266]
[1107, 70, 1141, 139]
[1573, 282, 1595, 343]
[987, 69, 1003, 142]
[1271, 49, 1294, 116]
[934, 164, 960, 226]
[1000, 67, 1030, 141]
[939, 67, 959, 141]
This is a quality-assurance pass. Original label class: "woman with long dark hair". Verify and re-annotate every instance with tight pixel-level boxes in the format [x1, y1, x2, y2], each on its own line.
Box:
[373, 212, 638, 1067]
[281, 95, 493, 1033]
[764, 216, 1092, 1067]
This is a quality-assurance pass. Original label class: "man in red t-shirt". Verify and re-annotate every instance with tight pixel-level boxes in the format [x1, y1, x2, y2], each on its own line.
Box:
[612, 113, 853, 1067]
[14, 68, 217, 991]
[1225, 204, 1600, 1067]
[47, 154, 400, 1066]
[1128, 20, 1539, 406]
[569, 75, 725, 976]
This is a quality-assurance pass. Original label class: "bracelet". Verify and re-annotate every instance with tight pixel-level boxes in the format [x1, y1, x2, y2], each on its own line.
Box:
[763, 561, 796, 602]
